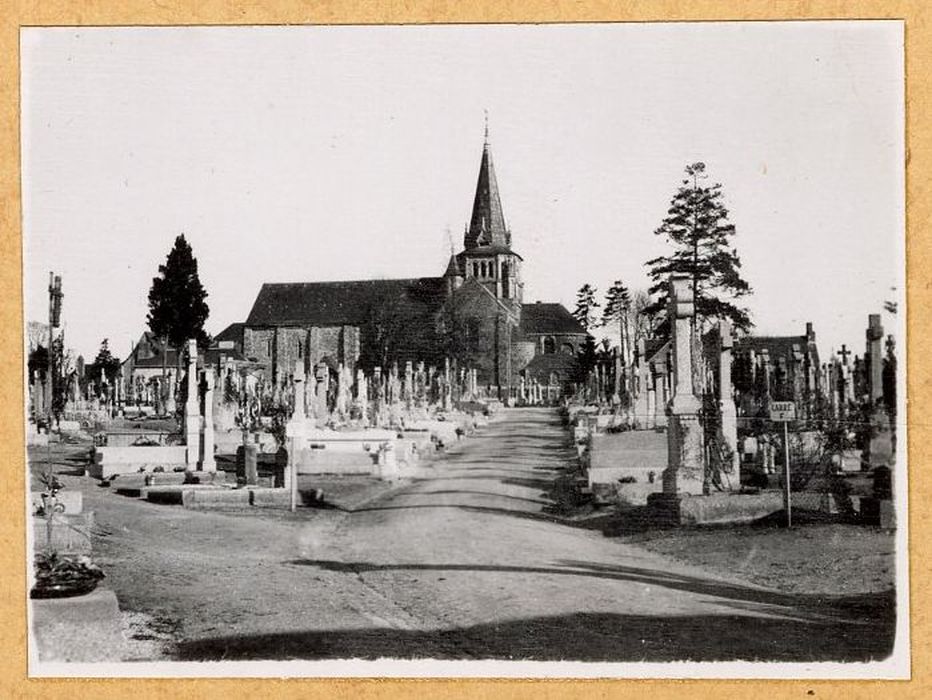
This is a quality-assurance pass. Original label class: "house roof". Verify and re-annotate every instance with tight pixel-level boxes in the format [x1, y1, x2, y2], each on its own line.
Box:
[213, 322, 244, 345]
[520, 303, 587, 336]
[736, 335, 819, 366]
[245, 277, 448, 327]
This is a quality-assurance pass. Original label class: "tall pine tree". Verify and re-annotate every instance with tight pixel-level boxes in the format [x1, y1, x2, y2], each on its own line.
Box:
[645, 162, 751, 333]
[602, 280, 631, 364]
[572, 283, 600, 332]
[147, 234, 210, 365]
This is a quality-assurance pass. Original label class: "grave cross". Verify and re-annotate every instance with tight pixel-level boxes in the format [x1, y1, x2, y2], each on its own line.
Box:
[838, 344, 852, 366]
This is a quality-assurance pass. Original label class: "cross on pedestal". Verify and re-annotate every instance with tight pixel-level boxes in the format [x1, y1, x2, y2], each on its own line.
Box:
[838, 344, 852, 366]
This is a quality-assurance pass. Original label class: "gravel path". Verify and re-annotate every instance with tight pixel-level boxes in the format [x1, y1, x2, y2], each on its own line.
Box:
[63, 408, 894, 663]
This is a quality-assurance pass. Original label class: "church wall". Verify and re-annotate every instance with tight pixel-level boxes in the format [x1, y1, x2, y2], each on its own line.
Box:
[243, 327, 274, 365]
[513, 340, 537, 372]
[275, 327, 307, 378]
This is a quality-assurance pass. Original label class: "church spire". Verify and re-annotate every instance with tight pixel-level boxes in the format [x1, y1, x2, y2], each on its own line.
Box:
[464, 116, 509, 250]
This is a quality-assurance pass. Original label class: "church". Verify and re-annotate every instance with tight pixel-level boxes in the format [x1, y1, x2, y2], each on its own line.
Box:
[240, 130, 588, 398]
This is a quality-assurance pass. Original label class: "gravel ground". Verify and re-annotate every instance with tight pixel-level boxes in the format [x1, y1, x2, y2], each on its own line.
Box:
[27, 412, 897, 663]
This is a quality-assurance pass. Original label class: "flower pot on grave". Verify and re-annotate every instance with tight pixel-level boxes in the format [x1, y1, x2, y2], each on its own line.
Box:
[31, 553, 105, 600]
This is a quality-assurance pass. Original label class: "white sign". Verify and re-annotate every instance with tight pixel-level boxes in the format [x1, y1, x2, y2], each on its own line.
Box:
[770, 401, 797, 422]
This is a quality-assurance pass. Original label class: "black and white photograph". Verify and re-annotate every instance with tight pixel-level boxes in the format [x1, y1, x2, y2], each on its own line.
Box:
[21, 21, 907, 677]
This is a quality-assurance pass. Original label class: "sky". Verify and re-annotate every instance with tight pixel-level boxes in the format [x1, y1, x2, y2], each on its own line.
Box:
[21, 22, 904, 362]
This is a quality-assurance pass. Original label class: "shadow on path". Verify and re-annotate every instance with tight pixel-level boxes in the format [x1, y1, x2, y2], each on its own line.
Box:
[173, 608, 894, 662]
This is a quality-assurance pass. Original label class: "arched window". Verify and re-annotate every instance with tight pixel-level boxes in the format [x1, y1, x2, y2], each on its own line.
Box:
[501, 262, 510, 298]
[543, 336, 556, 354]
[562, 343, 575, 355]
[472, 262, 479, 277]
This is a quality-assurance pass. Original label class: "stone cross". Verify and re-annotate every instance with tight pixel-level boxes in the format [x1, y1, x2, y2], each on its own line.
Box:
[662, 276, 704, 496]
[838, 344, 852, 366]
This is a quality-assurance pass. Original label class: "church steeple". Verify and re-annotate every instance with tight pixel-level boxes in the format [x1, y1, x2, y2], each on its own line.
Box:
[464, 119, 510, 250]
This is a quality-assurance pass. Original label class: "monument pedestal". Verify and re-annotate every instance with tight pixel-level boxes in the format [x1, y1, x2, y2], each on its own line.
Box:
[662, 396, 705, 497]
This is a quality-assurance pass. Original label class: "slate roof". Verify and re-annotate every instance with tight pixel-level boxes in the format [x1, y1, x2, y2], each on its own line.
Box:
[456, 244, 523, 261]
[465, 141, 510, 250]
[520, 303, 587, 336]
[245, 278, 448, 327]
[214, 322, 244, 345]
[736, 334, 819, 366]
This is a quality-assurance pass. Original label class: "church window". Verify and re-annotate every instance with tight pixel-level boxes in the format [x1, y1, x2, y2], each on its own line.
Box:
[266, 339, 272, 357]
[543, 336, 556, 354]
[562, 343, 575, 355]
[473, 262, 479, 277]
[501, 262, 510, 298]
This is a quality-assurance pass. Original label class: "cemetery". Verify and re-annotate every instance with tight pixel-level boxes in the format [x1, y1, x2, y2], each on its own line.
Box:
[22, 122, 900, 665]
[566, 277, 898, 531]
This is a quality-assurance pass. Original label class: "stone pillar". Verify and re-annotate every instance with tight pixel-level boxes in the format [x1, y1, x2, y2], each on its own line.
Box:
[635, 339, 650, 429]
[315, 364, 329, 420]
[402, 361, 413, 404]
[285, 361, 307, 491]
[864, 314, 893, 470]
[663, 276, 704, 496]
[645, 375, 656, 430]
[356, 368, 368, 422]
[718, 320, 740, 487]
[165, 370, 176, 415]
[200, 369, 217, 472]
[184, 340, 201, 467]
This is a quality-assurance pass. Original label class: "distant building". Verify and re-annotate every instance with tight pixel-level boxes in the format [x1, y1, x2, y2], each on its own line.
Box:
[240, 129, 588, 397]
[732, 322, 822, 418]
[121, 325, 249, 396]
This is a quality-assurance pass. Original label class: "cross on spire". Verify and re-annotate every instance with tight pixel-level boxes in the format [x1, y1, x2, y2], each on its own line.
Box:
[484, 109, 489, 146]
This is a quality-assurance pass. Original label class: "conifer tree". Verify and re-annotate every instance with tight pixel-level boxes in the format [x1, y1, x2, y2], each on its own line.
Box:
[147, 234, 210, 367]
[602, 280, 632, 363]
[572, 283, 601, 332]
[645, 162, 751, 333]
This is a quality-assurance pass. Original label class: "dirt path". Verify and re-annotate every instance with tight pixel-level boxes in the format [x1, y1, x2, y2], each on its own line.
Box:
[122, 408, 890, 663]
